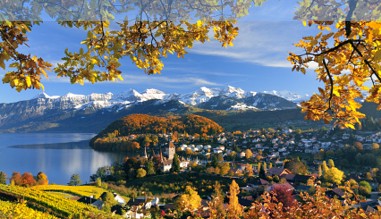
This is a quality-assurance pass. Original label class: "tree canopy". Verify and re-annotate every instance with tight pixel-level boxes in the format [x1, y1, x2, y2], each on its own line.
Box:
[2, 0, 381, 128]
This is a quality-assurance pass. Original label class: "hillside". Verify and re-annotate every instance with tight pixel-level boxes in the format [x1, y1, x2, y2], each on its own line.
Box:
[90, 114, 223, 151]
[0, 184, 114, 218]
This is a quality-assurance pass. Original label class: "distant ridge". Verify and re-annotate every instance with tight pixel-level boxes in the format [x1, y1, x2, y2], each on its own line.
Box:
[0, 86, 307, 133]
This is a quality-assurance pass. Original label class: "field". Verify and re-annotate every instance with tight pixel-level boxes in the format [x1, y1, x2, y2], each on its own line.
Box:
[0, 200, 58, 219]
[34, 184, 108, 198]
[0, 184, 120, 218]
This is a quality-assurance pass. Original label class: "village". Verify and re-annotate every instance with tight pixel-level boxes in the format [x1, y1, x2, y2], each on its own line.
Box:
[83, 127, 381, 218]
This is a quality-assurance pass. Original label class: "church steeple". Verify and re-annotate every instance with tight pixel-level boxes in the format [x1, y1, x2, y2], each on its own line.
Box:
[159, 146, 164, 163]
[168, 141, 175, 161]
[144, 146, 148, 159]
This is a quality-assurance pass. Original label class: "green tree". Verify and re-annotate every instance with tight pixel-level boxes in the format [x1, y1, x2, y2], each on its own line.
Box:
[0, 172, 7, 185]
[359, 181, 372, 198]
[284, 158, 308, 175]
[68, 174, 82, 186]
[171, 154, 181, 173]
[95, 177, 102, 187]
[259, 163, 266, 179]
[146, 160, 156, 175]
[100, 191, 117, 213]
[101, 191, 117, 204]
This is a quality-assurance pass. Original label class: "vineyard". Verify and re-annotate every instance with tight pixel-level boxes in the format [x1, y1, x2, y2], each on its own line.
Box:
[0, 200, 58, 219]
[0, 184, 119, 218]
[34, 185, 107, 197]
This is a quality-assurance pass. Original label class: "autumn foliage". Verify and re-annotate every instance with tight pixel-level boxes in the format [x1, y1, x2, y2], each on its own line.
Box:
[90, 114, 223, 150]
[10, 172, 48, 187]
[289, 20, 381, 128]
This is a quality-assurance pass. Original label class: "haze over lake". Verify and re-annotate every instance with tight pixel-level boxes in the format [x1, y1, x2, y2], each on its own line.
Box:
[0, 133, 125, 184]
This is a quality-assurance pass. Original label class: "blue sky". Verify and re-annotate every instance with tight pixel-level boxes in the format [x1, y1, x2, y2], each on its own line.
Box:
[0, 0, 322, 103]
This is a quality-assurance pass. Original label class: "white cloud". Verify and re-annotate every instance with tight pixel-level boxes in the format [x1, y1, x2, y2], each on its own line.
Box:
[42, 73, 220, 87]
[191, 21, 317, 69]
[120, 74, 220, 86]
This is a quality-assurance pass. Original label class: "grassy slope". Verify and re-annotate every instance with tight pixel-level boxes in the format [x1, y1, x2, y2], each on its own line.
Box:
[0, 184, 119, 218]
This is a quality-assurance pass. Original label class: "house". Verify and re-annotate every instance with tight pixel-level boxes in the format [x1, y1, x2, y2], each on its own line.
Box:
[180, 160, 190, 169]
[113, 193, 126, 205]
[284, 174, 315, 185]
[151, 197, 160, 206]
[77, 196, 104, 209]
[293, 174, 315, 185]
[326, 188, 345, 200]
[125, 206, 145, 219]
[239, 151, 246, 158]
[162, 160, 172, 172]
[267, 167, 292, 177]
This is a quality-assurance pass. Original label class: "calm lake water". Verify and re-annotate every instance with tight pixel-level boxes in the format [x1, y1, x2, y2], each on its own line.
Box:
[0, 133, 125, 184]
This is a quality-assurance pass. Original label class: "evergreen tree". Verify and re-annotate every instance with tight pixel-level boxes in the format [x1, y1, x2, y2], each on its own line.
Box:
[259, 164, 266, 179]
[171, 154, 181, 172]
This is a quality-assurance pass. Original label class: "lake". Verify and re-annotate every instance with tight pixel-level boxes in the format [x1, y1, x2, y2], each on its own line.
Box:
[0, 133, 125, 184]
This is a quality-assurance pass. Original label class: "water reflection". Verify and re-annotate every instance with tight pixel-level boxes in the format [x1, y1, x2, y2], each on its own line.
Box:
[0, 133, 125, 184]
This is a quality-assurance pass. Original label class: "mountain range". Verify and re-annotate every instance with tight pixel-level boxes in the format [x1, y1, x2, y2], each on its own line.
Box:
[0, 86, 311, 133]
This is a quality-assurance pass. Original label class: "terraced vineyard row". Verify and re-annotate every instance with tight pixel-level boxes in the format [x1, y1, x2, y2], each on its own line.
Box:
[34, 185, 107, 198]
[0, 185, 118, 218]
[0, 200, 58, 219]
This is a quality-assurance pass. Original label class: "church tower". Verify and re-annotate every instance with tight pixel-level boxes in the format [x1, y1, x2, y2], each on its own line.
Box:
[168, 141, 176, 161]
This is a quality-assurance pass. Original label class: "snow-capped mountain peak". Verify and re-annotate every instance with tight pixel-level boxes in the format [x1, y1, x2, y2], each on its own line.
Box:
[140, 89, 167, 101]
[221, 85, 245, 99]
[246, 91, 258, 97]
[263, 90, 310, 102]
[180, 87, 220, 105]
[34, 92, 60, 99]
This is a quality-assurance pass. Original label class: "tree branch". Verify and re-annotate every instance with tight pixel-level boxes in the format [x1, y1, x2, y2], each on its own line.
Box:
[323, 58, 334, 111]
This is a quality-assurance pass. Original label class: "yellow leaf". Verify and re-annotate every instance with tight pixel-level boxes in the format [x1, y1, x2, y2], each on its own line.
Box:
[40, 68, 48, 78]
[25, 76, 32, 87]
[374, 50, 381, 61]
[302, 21, 307, 27]
[333, 88, 340, 97]
[117, 74, 124, 81]
[196, 20, 203, 28]
[90, 58, 98, 65]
